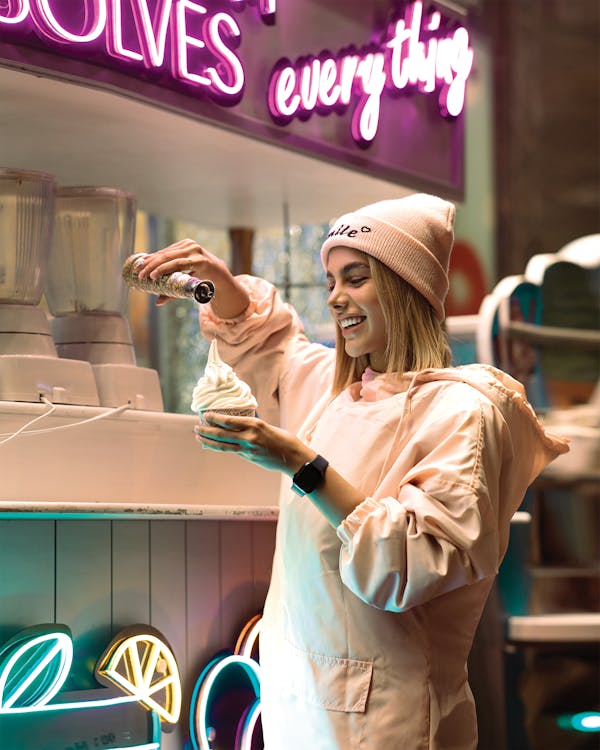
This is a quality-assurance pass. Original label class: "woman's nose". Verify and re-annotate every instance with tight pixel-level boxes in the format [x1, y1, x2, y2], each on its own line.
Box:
[327, 286, 346, 309]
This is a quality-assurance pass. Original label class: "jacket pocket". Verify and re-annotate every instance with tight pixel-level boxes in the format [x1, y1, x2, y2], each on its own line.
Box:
[282, 638, 373, 713]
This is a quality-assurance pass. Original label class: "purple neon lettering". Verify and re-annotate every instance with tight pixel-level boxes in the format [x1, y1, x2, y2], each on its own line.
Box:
[268, 0, 473, 144]
[174, 0, 211, 86]
[259, 0, 275, 15]
[383, 1, 473, 116]
[107, 0, 173, 67]
[317, 57, 340, 107]
[31, 0, 107, 43]
[3, 0, 244, 100]
[300, 58, 319, 110]
[338, 54, 359, 105]
[0, 0, 30, 24]
[203, 11, 244, 96]
[228, 0, 275, 19]
[1, 0, 470, 144]
[442, 27, 472, 116]
[107, 0, 144, 61]
[130, 0, 172, 67]
[352, 52, 385, 144]
[269, 65, 300, 117]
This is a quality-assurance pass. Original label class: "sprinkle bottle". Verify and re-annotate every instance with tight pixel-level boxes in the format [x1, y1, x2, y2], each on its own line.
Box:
[122, 253, 215, 304]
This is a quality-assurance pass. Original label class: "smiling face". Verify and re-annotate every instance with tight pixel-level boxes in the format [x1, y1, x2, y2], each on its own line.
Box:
[326, 247, 388, 371]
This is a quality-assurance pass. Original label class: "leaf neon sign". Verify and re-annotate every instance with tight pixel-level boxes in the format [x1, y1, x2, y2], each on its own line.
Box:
[0, 625, 73, 710]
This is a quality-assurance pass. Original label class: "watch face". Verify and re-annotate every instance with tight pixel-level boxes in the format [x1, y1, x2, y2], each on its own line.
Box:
[295, 463, 321, 493]
[292, 455, 328, 496]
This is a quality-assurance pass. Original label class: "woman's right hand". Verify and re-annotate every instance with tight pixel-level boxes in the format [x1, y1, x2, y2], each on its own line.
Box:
[135, 239, 250, 318]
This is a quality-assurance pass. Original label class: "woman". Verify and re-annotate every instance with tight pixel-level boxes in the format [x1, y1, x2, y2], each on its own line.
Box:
[137, 194, 568, 749]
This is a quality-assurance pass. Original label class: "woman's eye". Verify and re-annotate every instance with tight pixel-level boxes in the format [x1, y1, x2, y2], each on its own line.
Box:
[349, 277, 366, 286]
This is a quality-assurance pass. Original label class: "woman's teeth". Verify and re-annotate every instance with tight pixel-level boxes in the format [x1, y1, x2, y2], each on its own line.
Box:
[340, 316, 365, 329]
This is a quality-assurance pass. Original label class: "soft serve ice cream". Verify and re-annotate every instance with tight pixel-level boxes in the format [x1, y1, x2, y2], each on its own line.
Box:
[191, 339, 257, 421]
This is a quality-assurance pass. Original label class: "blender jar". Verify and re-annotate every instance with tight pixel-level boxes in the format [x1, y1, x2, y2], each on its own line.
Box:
[0, 168, 56, 305]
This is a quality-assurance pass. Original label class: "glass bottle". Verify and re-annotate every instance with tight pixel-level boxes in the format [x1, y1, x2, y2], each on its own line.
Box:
[122, 253, 215, 304]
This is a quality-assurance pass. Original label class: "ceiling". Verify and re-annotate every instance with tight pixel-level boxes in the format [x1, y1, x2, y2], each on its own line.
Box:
[0, 65, 412, 230]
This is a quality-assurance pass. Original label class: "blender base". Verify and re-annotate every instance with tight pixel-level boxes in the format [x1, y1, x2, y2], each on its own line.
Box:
[92, 363, 164, 411]
[0, 354, 100, 405]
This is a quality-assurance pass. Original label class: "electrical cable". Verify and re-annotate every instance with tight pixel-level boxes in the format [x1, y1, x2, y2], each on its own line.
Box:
[0, 397, 131, 444]
[0, 395, 56, 446]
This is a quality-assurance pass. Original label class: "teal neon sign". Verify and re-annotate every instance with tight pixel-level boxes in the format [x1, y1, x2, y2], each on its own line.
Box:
[0, 616, 269, 748]
[557, 711, 600, 733]
[190, 614, 263, 750]
[0, 623, 177, 749]
[0, 625, 73, 710]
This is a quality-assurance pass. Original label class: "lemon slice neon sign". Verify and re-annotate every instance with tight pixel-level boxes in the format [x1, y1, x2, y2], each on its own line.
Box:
[95, 626, 182, 725]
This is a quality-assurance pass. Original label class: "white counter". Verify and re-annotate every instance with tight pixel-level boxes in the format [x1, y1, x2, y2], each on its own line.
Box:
[0, 401, 280, 518]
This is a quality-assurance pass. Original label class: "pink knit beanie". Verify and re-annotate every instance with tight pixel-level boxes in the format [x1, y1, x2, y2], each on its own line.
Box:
[320, 193, 455, 320]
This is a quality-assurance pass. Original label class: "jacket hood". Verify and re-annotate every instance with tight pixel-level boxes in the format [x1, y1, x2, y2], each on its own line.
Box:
[356, 363, 570, 483]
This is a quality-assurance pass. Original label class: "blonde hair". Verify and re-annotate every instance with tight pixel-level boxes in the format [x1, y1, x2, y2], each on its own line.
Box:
[331, 254, 452, 396]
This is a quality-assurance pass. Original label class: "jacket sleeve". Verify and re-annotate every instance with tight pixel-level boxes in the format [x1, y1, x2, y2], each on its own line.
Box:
[199, 275, 335, 432]
[336, 391, 509, 612]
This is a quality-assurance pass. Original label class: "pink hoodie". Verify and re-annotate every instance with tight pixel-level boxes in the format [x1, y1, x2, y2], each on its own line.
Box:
[200, 275, 568, 750]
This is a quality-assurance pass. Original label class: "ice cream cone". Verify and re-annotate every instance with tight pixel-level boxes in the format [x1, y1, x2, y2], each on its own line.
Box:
[191, 340, 258, 423]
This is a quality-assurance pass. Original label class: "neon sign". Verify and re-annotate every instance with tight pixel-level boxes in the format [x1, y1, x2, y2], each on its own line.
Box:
[0, 1, 256, 103]
[0, 618, 266, 749]
[0, 623, 177, 749]
[558, 712, 600, 734]
[190, 614, 263, 750]
[0, 625, 73, 710]
[268, 0, 473, 144]
[95, 625, 182, 725]
[0, 1, 471, 148]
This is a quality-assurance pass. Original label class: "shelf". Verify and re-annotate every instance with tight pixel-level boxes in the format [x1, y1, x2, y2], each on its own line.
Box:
[0, 501, 278, 521]
[0, 401, 281, 510]
[505, 320, 600, 348]
[529, 566, 600, 578]
[507, 613, 600, 643]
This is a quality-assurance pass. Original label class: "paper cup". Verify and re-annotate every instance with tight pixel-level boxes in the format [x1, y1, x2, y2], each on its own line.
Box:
[199, 408, 255, 425]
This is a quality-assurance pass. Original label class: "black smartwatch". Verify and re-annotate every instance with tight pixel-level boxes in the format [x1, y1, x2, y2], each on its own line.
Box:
[291, 454, 329, 497]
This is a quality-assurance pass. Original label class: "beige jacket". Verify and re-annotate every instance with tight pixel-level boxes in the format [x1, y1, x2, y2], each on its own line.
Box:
[200, 276, 568, 750]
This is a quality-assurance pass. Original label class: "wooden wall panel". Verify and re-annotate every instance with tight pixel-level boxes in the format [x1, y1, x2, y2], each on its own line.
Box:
[55, 520, 112, 691]
[185, 519, 221, 671]
[147, 521, 187, 749]
[0, 519, 55, 644]
[252, 521, 277, 611]
[111, 519, 151, 631]
[149, 521, 187, 664]
[219, 521, 256, 649]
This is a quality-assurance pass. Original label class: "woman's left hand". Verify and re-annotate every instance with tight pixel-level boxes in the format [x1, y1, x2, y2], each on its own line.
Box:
[194, 413, 315, 476]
